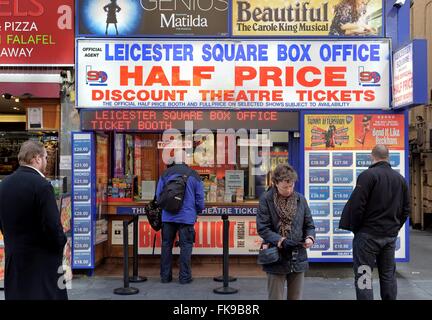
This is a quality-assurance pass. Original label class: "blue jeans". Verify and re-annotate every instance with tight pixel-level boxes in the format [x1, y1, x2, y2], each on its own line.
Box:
[353, 232, 398, 300]
[160, 222, 195, 282]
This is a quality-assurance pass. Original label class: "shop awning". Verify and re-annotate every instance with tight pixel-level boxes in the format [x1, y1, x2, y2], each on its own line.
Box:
[0, 68, 63, 99]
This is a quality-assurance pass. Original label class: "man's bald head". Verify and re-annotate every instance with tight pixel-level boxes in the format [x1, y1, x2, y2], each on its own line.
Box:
[371, 144, 389, 163]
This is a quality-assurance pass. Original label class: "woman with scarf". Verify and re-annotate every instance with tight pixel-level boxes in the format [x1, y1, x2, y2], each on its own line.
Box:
[256, 164, 316, 300]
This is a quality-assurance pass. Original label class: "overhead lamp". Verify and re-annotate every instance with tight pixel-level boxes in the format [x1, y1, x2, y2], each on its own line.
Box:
[15, 97, 20, 103]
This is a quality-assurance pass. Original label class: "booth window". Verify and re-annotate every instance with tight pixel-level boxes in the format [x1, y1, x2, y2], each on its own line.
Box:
[100, 131, 289, 204]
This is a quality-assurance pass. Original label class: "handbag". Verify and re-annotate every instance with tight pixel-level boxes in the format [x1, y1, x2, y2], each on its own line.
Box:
[257, 243, 280, 265]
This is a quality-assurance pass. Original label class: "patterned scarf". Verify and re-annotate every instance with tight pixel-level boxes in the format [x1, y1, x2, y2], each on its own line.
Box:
[273, 190, 298, 237]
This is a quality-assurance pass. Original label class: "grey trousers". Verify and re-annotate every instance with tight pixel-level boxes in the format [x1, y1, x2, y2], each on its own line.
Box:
[267, 272, 305, 300]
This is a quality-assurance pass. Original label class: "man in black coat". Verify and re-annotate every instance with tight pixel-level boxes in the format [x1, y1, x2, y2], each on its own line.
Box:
[0, 140, 67, 300]
[339, 144, 410, 300]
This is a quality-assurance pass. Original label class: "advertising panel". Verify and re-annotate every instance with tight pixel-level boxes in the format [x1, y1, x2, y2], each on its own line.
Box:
[393, 40, 429, 109]
[232, 0, 383, 36]
[304, 113, 407, 261]
[76, 39, 390, 109]
[72, 133, 95, 269]
[0, 0, 74, 65]
[138, 216, 261, 254]
[76, 0, 228, 37]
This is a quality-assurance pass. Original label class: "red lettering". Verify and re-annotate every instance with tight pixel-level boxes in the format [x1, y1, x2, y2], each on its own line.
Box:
[259, 67, 282, 86]
[193, 66, 214, 86]
[297, 66, 321, 87]
[144, 66, 169, 86]
[172, 66, 190, 86]
[325, 67, 346, 86]
[235, 66, 257, 86]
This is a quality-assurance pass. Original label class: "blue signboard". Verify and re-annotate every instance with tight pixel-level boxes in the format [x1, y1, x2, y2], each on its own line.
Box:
[73, 171, 91, 186]
[309, 169, 330, 184]
[333, 237, 353, 251]
[72, 132, 95, 269]
[201, 206, 258, 215]
[389, 153, 401, 167]
[310, 236, 330, 251]
[356, 153, 372, 167]
[333, 153, 353, 167]
[309, 153, 330, 167]
[314, 219, 331, 234]
[309, 186, 330, 200]
[332, 202, 345, 217]
[333, 169, 353, 184]
[309, 202, 330, 217]
[333, 186, 353, 201]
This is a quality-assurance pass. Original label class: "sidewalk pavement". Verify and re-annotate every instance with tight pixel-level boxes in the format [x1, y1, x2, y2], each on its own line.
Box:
[1, 228, 432, 300]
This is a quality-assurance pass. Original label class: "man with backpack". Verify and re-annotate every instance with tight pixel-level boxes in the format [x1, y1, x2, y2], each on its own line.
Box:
[156, 162, 204, 284]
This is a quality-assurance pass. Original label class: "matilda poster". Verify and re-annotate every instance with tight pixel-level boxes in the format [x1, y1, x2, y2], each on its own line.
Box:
[233, 0, 383, 36]
[77, 0, 228, 36]
[303, 114, 407, 261]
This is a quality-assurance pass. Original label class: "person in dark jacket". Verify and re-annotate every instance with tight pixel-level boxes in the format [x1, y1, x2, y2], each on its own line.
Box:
[339, 144, 410, 300]
[0, 140, 67, 300]
[156, 162, 204, 284]
[256, 164, 316, 300]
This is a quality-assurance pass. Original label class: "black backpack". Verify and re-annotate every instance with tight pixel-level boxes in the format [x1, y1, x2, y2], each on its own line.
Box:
[145, 197, 162, 232]
[158, 172, 191, 213]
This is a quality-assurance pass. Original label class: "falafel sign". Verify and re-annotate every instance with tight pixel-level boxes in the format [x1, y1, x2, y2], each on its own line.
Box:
[76, 39, 390, 109]
[233, 0, 383, 36]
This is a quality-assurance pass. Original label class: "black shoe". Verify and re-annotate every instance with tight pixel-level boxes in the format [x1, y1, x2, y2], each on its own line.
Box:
[179, 278, 193, 284]
[161, 278, 172, 283]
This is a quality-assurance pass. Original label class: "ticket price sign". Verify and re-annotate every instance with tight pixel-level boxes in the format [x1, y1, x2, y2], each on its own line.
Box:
[71, 133, 95, 269]
[303, 113, 407, 261]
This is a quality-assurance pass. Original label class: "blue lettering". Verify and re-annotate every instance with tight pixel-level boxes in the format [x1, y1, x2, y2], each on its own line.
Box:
[105, 44, 113, 61]
[202, 44, 212, 62]
[320, 44, 331, 61]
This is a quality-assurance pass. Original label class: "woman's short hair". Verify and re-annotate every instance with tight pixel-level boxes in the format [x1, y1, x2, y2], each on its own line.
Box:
[18, 140, 45, 166]
[271, 164, 298, 185]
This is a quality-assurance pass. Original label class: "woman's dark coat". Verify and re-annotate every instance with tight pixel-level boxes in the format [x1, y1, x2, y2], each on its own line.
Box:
[256, 187, 316, 274]
[0, 166, 67, 300]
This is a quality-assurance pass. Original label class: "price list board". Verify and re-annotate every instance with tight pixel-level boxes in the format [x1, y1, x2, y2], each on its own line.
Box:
[71, 133, 95, 269]
[303, 114, 407, 261]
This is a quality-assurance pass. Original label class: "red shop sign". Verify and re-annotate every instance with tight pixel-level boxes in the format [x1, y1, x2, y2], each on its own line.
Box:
[0, 0, 74, 65]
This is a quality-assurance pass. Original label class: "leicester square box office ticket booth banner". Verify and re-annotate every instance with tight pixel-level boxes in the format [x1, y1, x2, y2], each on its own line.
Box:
[71, 38, 410, 269]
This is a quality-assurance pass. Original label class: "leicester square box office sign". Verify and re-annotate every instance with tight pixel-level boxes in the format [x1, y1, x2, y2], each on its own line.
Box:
[75, 39, 390, 109]
[232, 0, 383, 37]
[0, 0, 74, 65]
[76, 0, 229, 37]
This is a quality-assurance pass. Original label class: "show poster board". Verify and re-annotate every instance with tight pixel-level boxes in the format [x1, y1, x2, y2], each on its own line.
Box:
[76, 0, 228, 37]
[303, 113, 407, 261]
[76, 39, 390, 109]
[138, 216, 261, 255]
[72, 133, 95, 269]
[232, 0, 383, 37]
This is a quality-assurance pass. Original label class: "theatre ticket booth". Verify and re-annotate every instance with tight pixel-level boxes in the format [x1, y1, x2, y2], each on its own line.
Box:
[70, 38, 416, 272]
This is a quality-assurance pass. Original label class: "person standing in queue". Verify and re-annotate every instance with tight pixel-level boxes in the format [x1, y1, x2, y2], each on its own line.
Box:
[156, 161, 204, 284]
[0, 140, 67, 300]
[256, 164, 316, 300]
[339, 144, 410, 300]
